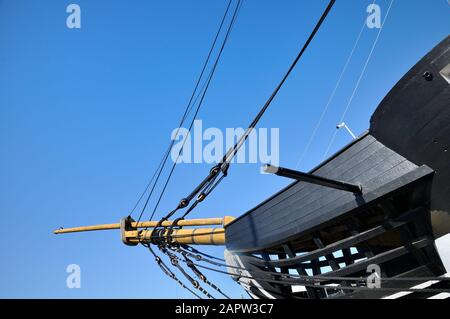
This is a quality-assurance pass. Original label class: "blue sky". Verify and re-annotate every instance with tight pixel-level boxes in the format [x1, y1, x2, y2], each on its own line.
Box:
[0, 0, 448, 298]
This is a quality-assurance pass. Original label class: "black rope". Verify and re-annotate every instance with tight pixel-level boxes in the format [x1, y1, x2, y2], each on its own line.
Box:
[155, 244, 297, 299]
[180, 174, 225, 221]
[144, 229, 225, 242]
[181, 244, 225, 262]
[149, 0, 243, 224]
[143, 227, 450, 293]
[151, 2, 337, 296]
[128, 149, 168, 217]
[221, 0, 337, 168]
[144, 243, 202, 299]
[144, 237, 450, 297]
[131, 0, 234, 224]
[160, 245, 216, 299]
[159, 0, 336, 224]
[174, 245, 450, 284]
[187, 260, 450, 295]
[168, 245, 231, 298]
[143, 231, 450, 285]
[139, 0, 241, 286]
[139, 0, 450, 298]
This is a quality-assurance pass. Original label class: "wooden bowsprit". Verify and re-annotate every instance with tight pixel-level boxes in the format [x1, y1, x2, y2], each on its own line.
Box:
[54, 216, 235, 246]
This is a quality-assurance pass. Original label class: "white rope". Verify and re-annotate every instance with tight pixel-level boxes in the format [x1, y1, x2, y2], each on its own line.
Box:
[322, 0, 395, 160]
[295, 0, 376, 169]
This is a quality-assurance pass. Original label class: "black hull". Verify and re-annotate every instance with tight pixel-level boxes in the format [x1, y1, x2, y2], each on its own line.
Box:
[223, 36, 450, 299]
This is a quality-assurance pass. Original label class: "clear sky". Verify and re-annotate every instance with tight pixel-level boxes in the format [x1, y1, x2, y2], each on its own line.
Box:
[0, 0, 449, 298]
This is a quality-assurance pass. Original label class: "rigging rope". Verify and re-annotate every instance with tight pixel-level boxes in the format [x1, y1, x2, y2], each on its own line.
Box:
[160, 244, 450, 295]
[144, 243, 202, 299]
[160, 245, 216, 299]
[168, 245, 231, 298]
[131, 0, 234, 224]
[147, 0, 243, 223]
[142, 233, 450, 297]
[323, 0, 395, 160]
[220, 0, 337, 169]
[141, 0, 243, 299]
[180, 244, 226, 262]
[141, 232, 450, 286]
[189, 260, 450, 295]
[173, 244, 450, 284]
[141, 0, 450, 299]
[158, 0, 337, 226]
[172, 245, 450, 293]
[144, 0, 337, 299]
[129, 149, 168, 217]
[295, 0, 376, 169]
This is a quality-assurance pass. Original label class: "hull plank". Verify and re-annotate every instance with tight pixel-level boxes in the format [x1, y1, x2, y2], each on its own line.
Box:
[226, 135, 421, 252]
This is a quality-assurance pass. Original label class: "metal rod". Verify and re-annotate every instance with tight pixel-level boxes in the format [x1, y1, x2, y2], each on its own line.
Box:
[337, 122, 357, 139]
[263, 164, 362, 194]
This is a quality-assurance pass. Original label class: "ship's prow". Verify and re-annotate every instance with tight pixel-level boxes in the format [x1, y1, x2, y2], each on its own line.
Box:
[223, 36, 450, 299]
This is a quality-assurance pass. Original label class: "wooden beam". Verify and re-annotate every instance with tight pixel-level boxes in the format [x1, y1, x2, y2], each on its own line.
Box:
[54, 216, 235, 234]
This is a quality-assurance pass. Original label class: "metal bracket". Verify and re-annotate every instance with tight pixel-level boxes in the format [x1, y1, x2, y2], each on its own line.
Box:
[120, 216, 138, 246]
